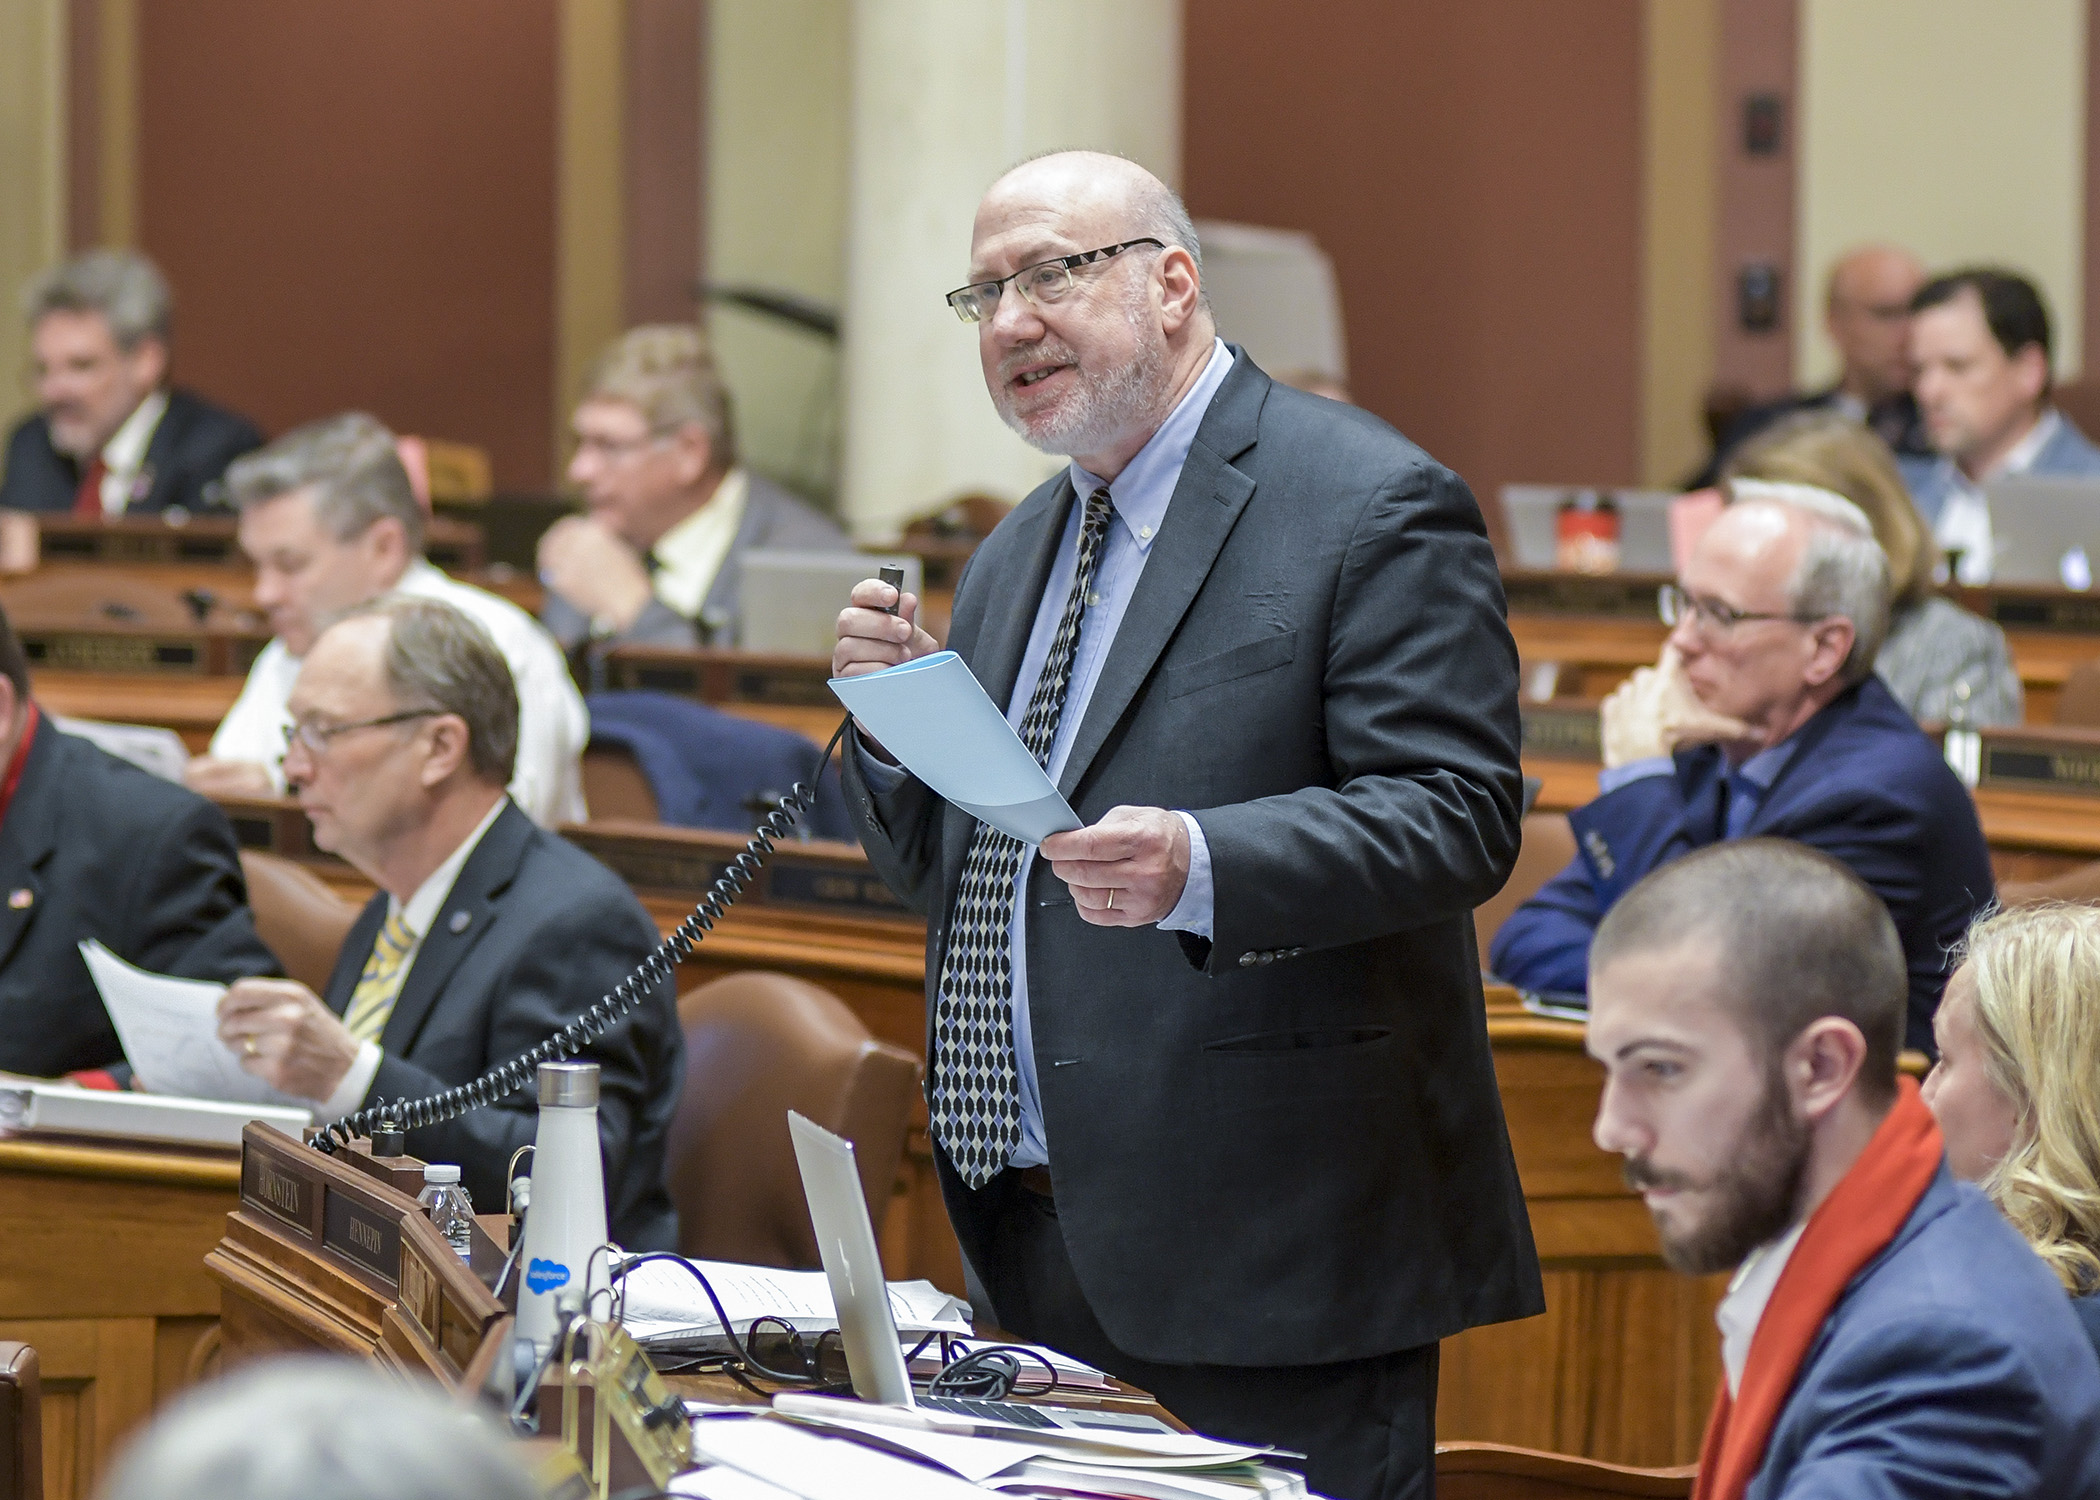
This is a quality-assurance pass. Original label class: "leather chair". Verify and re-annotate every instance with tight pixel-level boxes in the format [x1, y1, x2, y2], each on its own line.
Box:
[666, 973, 921, 1268]
[1473, 812, 1579, 961]
[2057, 660, 2100, 727]
[582, 740, 661, 822]
[0, 1342, 43, 1500]
[1436, 1442, 1694, 1499]
[239, 850, 360, 993]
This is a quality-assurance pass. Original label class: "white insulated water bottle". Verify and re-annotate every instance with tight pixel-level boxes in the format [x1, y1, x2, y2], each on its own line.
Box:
[515, 1060, 608, 1349]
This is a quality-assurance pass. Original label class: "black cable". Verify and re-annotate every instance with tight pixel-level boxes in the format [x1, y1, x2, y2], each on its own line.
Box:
[609, 1251, 837, 1387]
[924, 1340, 1061, 1400]
[310, 717, 851, 1155]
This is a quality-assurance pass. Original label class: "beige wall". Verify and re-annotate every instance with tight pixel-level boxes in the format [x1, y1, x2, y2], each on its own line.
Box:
[1798, 0, 2087, 384]
[838, 0, 1181, 541]
[0, 0, 67, 430]
[1641, 0, 1720, 486]
[704, 0, 851, 504]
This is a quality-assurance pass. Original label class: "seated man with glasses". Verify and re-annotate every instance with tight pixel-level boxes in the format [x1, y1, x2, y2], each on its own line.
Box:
[1491, 480, 1992, 1053]
[185, 413, 589, 826]
[214, 596, 681, 1248]
[536, 325, 847, 655]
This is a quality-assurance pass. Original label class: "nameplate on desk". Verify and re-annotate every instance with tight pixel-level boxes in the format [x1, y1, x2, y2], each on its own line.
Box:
[1502, 571, 1667, 620]
[730, 664, 837, 707]
[242, 1151, 317, 1236]
[1978, 729, 2100, 794]
[1520, 703, 1602, 761]
[322, 1187, 401, 1286]
[37, 524, 240, 565]
[600, 647, 835, 706]
[1974, 590, 2100, 636]
[767, 862, 912, 918]
[23, 631, 202, 674]
[570, 837, 736, 896]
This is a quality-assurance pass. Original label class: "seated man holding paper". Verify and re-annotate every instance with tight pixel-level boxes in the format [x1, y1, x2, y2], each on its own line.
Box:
[0, 603, 279, 1077]
[213, 596, 682, 1247]
[1490, 483, 1993, 1053]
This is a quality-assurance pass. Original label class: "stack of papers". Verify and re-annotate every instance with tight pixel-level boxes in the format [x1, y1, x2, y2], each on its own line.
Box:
[617, 1257, 972, 1343]
[679, 1408, 1311, 1500]
[80, 941, 310, 1108]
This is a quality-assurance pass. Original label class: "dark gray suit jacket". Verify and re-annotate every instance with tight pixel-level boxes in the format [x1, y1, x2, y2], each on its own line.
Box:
[540, 471, 848, 649]
[322, 801, 682, 1250]
[844, 353, 1542, 1366]
[0, 389, 263, 514]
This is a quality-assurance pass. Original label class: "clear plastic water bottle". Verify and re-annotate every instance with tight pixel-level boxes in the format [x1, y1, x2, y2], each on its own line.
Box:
[417, 1163, 474, 1260]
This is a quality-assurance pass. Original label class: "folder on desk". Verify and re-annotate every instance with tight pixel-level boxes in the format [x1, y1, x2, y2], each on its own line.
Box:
[828, 652, 1082, 846]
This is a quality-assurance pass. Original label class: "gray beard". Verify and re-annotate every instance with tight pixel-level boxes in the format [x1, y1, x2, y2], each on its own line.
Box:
[996, 302, 1174, 460]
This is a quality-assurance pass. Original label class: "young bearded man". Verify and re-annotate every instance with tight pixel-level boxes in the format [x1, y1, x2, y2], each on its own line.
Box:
[1587, 840, 2100, 1498]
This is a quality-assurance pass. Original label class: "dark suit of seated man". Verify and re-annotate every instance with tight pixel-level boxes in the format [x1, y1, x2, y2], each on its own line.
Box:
[215, 596, 681, 1249]
[1492, 482, 1993, 1054]
[0, 249, 260, 517]
[0, 605, 279, 1076]
[1587, 842, 2100, 1497]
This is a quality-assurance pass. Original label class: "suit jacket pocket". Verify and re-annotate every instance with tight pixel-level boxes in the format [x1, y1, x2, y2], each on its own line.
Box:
[1166, 631, 1298, 699]
[1203, 1026, 1391, 1053]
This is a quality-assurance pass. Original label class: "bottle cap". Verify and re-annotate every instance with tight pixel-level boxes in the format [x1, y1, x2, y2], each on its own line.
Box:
[422, 1163, 461, 1185]
[538, 1060, 600, 1108]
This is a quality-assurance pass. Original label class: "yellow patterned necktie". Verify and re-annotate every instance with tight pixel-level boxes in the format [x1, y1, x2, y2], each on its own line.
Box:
[342, 910, 416, 1043]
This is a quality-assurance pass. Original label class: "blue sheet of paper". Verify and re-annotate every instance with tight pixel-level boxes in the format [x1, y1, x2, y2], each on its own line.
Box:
[828, 651, 1081, 846]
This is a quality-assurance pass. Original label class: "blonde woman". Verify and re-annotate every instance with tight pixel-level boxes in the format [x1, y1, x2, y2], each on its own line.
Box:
[1923, 903, 2100, 1357]
[1726, 411, 2022, 726]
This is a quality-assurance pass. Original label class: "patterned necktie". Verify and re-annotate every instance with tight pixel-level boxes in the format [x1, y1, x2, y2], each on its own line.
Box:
[932, 488, 1116, 1188]
[343, 910, 417, 1043]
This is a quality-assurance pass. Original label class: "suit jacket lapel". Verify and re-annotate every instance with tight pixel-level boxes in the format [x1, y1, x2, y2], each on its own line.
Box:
[965, 475, 1076, 714]
[375, 804, 530, 1056]
[0, 725, 64, 973]
[1056, 360, 1267, 799]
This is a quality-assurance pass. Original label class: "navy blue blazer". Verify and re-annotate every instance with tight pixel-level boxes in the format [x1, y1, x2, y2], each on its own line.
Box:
[1490, 676, 1993, 1051]
[0, 389, 262, 515]
[583, 691, 852, 839]
[1746, 1166, 2100, 1498]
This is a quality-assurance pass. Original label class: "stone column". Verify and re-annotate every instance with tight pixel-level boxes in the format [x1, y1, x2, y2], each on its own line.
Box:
[837, 0, 1181, 541]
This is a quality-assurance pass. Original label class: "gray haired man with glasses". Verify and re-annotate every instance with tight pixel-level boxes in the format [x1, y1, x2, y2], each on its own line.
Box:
[1492, 481, 1993, 1055]
[832, 150, 1539, 1500]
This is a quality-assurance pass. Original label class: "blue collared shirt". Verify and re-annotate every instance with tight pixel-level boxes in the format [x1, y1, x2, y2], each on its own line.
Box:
[871, 338, 1234, 1170]
[1598, 734, 1799, 838]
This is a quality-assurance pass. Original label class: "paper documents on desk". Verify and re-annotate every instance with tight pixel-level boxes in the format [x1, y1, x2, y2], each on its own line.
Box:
[682, 1414, 986, 1500]
[617, 1256, 971, 1342]
[80, 940, 308, 1108]
[828, 651, 1082, 846]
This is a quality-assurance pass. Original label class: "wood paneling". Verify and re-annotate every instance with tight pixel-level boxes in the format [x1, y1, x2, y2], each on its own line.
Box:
[1183, 2, 1645, 538]
[133, 1, 561, 488]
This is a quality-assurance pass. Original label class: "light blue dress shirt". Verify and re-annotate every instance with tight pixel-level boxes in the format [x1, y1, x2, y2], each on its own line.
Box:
[867, 338, 1234, 1170]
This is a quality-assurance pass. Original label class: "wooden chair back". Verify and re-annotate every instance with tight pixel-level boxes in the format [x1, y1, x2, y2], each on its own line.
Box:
[1436, 1442, 1695, 1499]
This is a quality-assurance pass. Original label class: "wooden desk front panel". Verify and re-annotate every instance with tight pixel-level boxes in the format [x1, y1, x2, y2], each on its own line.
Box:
[0, 1142, 240, 1500]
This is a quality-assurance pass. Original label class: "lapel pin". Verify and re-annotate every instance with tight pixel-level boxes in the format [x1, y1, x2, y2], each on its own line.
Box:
[6, 889, 29, 910]
[448, 910, 471, 934]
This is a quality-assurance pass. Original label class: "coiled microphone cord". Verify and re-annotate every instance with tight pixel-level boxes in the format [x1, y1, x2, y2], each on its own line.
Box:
[310, 716, 851, 1156]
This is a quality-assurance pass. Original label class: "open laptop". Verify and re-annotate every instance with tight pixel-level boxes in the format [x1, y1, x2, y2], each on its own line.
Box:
[1980, 476, 2100, 586]
[739, 551, 923, 655]
[1499, 485, 1677, 573]
[785, 1110, 1176, 1435]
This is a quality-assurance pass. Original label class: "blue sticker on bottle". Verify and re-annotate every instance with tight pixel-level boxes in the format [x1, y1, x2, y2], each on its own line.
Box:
[526, 1258, 570, 1295]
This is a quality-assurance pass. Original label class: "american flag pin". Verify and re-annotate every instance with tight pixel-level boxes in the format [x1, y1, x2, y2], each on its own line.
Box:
[7, 889, 31, 909]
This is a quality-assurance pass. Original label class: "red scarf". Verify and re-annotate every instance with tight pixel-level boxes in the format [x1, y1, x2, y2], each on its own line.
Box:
[1692, 1078, 1943, 1500]
[0, 703, 38, 826]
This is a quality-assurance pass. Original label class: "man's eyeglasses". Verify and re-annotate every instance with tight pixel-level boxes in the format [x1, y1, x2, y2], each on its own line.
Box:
[1658, 584, 1822, 635]
[572, 431, 672, 463]
[282, 710, 439, 757]
[944, 238, 1165, 324]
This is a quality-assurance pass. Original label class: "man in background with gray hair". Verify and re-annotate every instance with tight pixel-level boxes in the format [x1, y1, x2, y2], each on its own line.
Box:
[0, 248, 261, 516]
[213, 596, 678, 1247]
[1492, 481, 1994, 1052]
[185, 412, 588, 826]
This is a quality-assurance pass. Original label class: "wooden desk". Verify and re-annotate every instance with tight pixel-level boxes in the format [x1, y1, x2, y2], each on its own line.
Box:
[29, 513, 487, 575]
[0, 1138, 240, 1500]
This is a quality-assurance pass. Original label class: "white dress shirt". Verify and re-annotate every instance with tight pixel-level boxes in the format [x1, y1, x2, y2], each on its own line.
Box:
[1716, 1221, 1806, 1397]
[647, 468, 750, 620]
[209, 559, 590, 825]
[1932, 409, 2062, 585]
[95, 389, 169, 516]
[316, 796, 508, 1116]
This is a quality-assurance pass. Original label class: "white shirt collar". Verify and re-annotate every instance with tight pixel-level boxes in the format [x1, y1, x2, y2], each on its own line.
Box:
[101, 388, 168, 477]
[387, 796, 509, 939]
[1715, 1220, 1808, 1397]
[1996, 407, 2062, 478]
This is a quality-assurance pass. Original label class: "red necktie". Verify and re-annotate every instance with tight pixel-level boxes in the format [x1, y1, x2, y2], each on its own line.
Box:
[73, 457, 108, 517]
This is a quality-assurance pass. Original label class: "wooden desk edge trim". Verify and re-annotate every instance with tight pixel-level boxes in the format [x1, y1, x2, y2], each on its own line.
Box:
[0, 1136, 243, 1188]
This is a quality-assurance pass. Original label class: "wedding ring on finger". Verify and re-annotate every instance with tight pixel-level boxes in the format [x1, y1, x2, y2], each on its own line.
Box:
[242, 1035, 260, 1058]
[1105, 889, 1115, 912]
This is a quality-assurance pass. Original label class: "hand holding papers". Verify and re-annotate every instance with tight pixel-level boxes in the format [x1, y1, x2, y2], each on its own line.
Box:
[829, 652, 1082, 846]
[80, 940, 308, 1107]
